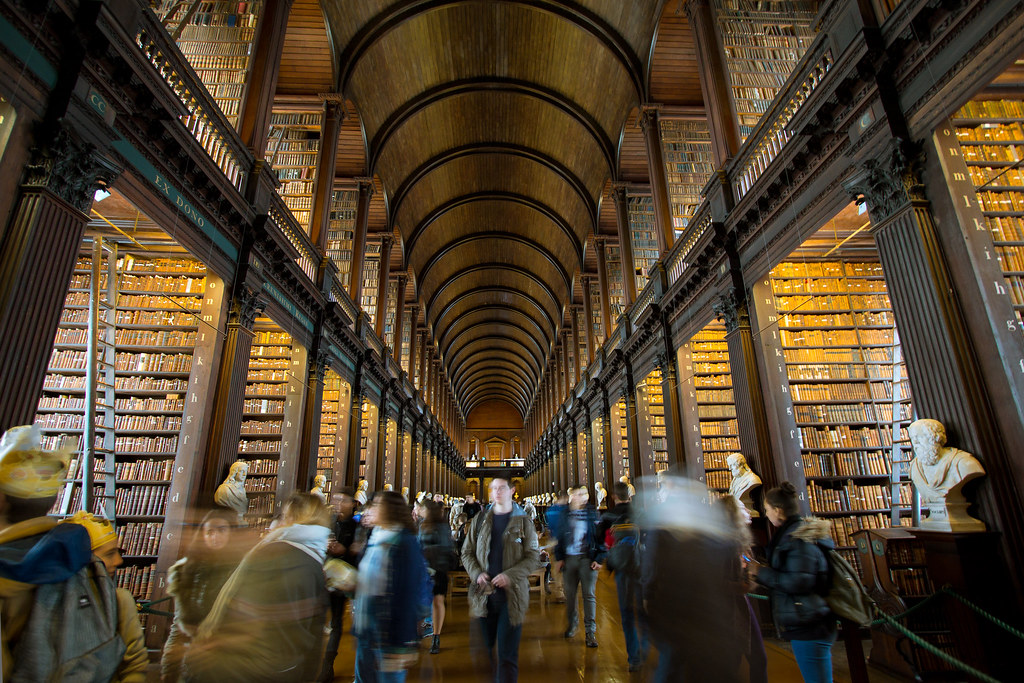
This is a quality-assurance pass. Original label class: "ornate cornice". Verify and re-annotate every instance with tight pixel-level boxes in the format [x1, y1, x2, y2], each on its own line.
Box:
[231, 284, 265, 329]
[25, 126, 120, 212]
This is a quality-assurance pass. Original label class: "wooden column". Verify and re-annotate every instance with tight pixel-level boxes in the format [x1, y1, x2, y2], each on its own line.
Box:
[374, 235, 394, 338]
[683, 0, 741, 167]
[392, 274, 407, 363]
[612, 185, 638, 307]
[639, 106, 675, 255]
[298, 350, 328, 492]
[570, 304, 583, 380]
[374, 387, 391, 490]
[582, 276, 596, 364]
[343, 363, 365, 487]
[407, 307, 419, 378]
[0, 134, 118, 432]
[585, 406, 600, 488]
[847, 144, 1024, 601]
[594, 237, 612, 339]
[347, 179, 373, 302]
[656, 348, 686, 474]
[718, 290, 778, 493]
[309, 98, 345, 250]
[620, 373, 643, 488]
[408, 422, 420, 495]
[394, 417, 405, 492]
[600, 390, 614, 489]
[562, 330, 573, 395]
[237, 0, 294, 154]
[418, 329, 428, 392]
[202, 287, 263, 496]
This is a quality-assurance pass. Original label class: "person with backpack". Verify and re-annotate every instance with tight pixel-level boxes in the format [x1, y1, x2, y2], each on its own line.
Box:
[598, 483, 643, 671]
[554, 485, 605, 648]
[418, 499, 454, 654]
[0, 425, 125, 682]
[60, 511, 148, 683]
[353, 490, 429, 682]
[598, 481, 648, 671]
[750, 481, 837, 683]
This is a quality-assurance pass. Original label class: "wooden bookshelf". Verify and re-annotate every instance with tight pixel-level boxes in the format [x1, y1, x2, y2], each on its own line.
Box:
[611, 396, 630, 482]
[360, 245, 381, 323]
[953, 97, 1024, 328]
[759, 257, 915, 572]
[242, 320, 306, 529]
[606, 243, 625, 319]
[713, 0, 818, 141]
[382, 279, 398, 351]
[636, 370, 668, 474]
[383, 416, 398, 487]
[590, 285, 604, 348]
[577, 429, 589, 484]
[316, 369, 343, 497]
[627, 194, 658, 292]
[359, 399, 379, 482]
[660, 118, 714, 235]
[576, 307, 589, 373]
[41, 249, 215, 618]
[687, 323, 742, 496]
[151, 0, 262, 127]
[266, 110, 321, 230]
[327, 189, 358, 290]
[591, 415, 605, 485]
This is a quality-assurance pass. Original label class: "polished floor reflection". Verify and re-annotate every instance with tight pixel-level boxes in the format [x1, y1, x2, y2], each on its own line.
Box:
[324, 570, 877, 682]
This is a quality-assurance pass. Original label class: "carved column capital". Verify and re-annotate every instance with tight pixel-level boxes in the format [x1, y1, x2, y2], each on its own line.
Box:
[638, 104, 662, 133]
[231, 284, 265, 328]
[844, 140, 927, 223]
[713, 288, 748, 333]
[311, 349, 331, 382]
[26, 125, 120, 212]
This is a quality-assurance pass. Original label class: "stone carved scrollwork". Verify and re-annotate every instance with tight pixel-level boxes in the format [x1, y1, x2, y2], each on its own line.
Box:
[713, 289, 741, 333]
[844, 140, 927, 223]
[311, 349, 330, 383]
[25, 125, 120, 212]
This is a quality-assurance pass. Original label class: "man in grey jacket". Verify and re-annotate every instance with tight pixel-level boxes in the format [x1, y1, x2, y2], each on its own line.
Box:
[461, 478, 540, 683]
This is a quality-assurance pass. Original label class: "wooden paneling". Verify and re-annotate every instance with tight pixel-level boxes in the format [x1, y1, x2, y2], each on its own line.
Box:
[618, 108, 650, 182]
[649, 2, 704, 106]
[277, 0, 333, 95]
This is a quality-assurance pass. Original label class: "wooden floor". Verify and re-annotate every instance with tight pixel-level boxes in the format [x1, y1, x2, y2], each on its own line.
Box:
[324, 570, 882, 682]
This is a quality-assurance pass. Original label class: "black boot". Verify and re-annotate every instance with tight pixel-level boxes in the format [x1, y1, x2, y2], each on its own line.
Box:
[430, 633, 441, 654]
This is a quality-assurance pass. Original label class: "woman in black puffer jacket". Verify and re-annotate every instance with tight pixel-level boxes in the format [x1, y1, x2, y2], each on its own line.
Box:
[751, 482, 836, 683]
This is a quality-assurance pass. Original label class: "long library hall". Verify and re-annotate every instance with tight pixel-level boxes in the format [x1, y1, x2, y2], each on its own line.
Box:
[1, 1, 1024, 682]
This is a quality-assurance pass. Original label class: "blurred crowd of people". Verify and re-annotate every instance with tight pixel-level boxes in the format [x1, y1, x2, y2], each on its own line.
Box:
[0, 422, 840, 683]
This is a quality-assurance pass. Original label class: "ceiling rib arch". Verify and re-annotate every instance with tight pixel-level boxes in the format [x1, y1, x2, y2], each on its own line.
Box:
[464, 383, 529, 416]
[447, 336, 543, 382]
[369, 77, 616, 175]
[432, 286, 557, 348]
[405, 192, 584, 264]
[460, 370, 532, 403]
[390, 143, 597, 229]
[426, 270, 560, 332]
[336, 0, 645, 99]
[442, 321, 546, 374]
[418, 233, 574, 296]
[454, 362, 536, 401]
[437, 305, 553, 356]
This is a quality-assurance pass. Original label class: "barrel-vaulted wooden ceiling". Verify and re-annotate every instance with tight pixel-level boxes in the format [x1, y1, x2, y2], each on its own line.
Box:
[278, 0, 701, 422]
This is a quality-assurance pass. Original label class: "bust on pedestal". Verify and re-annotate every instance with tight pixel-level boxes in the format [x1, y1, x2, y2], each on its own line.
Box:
[311, 474, 327, 503]
[594, 481, 607, 509]
[908, 419, 986, 532]
[215, 461, 249, 525]
[619, 475, 635, 498]
[355, 479, 369, 506]
[727, 453, 762, 517]
[401, 486, 409, 503]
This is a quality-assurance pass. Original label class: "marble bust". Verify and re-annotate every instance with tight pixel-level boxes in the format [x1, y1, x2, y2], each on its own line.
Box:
[908, 419, 986, 532]
[401, 486, 409, 503]
[355, 479, 369, 506]
[619, 475, 636, 498]
[383, 483, 393, 492]
[594, 481, 607, 508]
[727, 453, 762, 517]
[215, 460, 249, 524]
[311, 474, 327, 503]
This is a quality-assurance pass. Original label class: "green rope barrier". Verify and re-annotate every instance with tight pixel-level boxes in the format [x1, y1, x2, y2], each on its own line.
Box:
[940, 587, 1024, 641]
[872, 609, 1002, 683]
[746, 592, 769, 601]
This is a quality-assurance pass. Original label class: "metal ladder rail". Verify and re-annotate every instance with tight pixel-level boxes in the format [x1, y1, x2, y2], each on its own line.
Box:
[83, 237, 118, 518]
[888, 332, 919, 526]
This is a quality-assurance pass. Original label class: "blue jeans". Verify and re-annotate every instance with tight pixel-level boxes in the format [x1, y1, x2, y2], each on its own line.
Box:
[354, 636, 407, 683]
[480, 597, 522, 683]
[791, 638, 834, 683]
[614, 571, 649, 666]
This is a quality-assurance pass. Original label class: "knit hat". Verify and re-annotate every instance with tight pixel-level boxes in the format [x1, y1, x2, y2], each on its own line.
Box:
[0, 424, 71, 499]
[60, 510, 117, 549]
